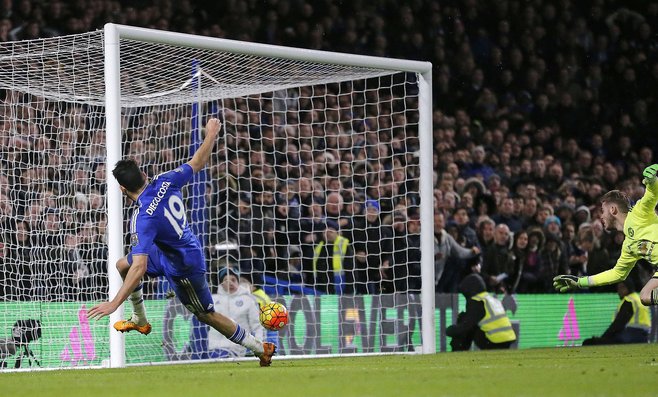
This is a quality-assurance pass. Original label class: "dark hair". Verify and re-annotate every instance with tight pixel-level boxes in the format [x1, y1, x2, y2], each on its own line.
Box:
[112, 159, 145, 193]
[600, 190, 630, 214]
[513, 229, 528, 245]
[474, 193, 496, 215]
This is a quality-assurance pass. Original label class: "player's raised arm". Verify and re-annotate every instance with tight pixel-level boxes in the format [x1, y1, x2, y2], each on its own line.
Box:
[187, 118, 222, 173]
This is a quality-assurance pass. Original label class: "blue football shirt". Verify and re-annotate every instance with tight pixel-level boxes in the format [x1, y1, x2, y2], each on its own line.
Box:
[129, 163, 205, 277]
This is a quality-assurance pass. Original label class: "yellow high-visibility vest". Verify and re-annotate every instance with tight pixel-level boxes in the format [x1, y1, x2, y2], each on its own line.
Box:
[312, 235, 349, 274]
[252, 288, 271, 308]
[617, 292, 651, 331]
[472, 292, 517, 343]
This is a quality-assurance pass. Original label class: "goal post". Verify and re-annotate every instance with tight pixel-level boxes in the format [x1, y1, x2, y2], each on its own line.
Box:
[104, 23, 125, 368]
[105, 24, 435, 367]
[0, 23, 433, 370]
[417, 72, 435, 356]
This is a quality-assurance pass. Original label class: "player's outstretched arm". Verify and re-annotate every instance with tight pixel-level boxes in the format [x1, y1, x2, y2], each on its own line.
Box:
[187, 118, 222, 173]
[88, 255, 148, 320]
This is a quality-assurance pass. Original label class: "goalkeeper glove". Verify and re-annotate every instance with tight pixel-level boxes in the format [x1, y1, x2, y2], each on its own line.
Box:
[552, 275, 589, 293]
[642, 164, 658, 185]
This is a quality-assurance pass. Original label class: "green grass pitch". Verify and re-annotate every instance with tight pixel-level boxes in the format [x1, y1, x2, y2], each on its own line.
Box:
[1, 344, 657, 397]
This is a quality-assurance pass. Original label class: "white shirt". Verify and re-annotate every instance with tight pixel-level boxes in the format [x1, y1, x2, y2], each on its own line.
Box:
[207, 285, 265, 357]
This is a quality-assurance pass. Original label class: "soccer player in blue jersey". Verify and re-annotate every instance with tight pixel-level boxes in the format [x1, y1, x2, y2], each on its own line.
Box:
[554, 164, 658, 307]
[88, 118, 276, 366]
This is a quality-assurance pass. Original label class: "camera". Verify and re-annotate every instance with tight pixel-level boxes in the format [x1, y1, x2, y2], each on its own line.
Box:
[10, 319, 41, 368]
[12, 319, 42, 346]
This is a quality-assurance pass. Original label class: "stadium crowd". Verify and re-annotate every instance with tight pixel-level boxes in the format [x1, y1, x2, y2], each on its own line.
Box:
[0, 0, 658, 301]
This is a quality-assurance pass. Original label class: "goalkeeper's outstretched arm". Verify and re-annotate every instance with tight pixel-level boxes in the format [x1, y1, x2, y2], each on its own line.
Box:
[587, 246, 637, 286]
[187, 118, 222, 173]
[636, 163, 658, 215]
[553, 248, 636, 292]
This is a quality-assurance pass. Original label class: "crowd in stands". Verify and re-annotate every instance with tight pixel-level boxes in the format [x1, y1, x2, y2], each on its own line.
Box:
[1, 0, 658, 301]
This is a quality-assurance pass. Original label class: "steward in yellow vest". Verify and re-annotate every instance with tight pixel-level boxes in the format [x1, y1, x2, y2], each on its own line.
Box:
[446, 273, 517, 351]
[251, 287, 271, 308]
[312, 220, 355, 294]
[583, 278, 651, 345]
[240, 274, 271, 308]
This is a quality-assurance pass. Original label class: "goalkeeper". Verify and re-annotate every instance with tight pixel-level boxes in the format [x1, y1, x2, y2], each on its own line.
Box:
[553, 164, 658, 306]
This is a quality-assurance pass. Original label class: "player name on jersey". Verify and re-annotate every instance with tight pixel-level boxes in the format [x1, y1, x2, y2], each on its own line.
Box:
[146, 181, 171, 215]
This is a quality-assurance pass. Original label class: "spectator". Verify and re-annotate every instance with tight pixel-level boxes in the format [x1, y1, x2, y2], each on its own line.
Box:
[543, 215, 562, 239]
[324, 191, 344, 225]
[492, 197, 523, 233]
[578, 226, 614, 293]
[394, 213, 424, 350]
[539, 232, 569, 292]
[76, 220, 107, 300]
[561, 221, 578, 265]
[4, 217, 32, 300]
[439, 207, 480, 293]
[574, 205, 592, 228]
[228, 195, 257, 258]
[529, 203, 553, 231]
[384, 212, 420, 295]
[568, 226, 590, 276]
[509, 230, 529, 294]
[350, 200, 393, 294]
[555, 204, 575, 228]
[272, 198, 301, 275]
[481, 223, 515, 293]
[474, 193, 496, 219]
[450, 207, 480, 248]
[61, 233, 86, 301]
[520, 196, 540, 228]
[434, 212, 480, 292]
[476, 217, 496, 253]
[32, 207, 62, 300]
[339, 193, 362, 240]
[460, 145, 495, 181]
[517, 228, 546, 293]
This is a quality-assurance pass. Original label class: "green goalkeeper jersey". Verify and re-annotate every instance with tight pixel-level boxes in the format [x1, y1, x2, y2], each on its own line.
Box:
[589, 181, 658, 286]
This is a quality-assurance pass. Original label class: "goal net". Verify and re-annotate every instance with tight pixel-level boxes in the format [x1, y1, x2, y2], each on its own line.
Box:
[0, 25, 434, 369]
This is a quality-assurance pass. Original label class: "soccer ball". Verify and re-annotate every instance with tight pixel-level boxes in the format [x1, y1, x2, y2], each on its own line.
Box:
[259, 302, 289, 331]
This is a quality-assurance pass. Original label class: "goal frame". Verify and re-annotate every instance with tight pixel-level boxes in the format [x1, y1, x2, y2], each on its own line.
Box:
[103, 23, 434, 368]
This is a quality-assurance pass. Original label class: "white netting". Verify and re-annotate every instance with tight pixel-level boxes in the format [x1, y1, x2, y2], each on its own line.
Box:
[0, 31, 396, 106]
[0, 29, 423, 368]
[0, 95, 108, 302]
